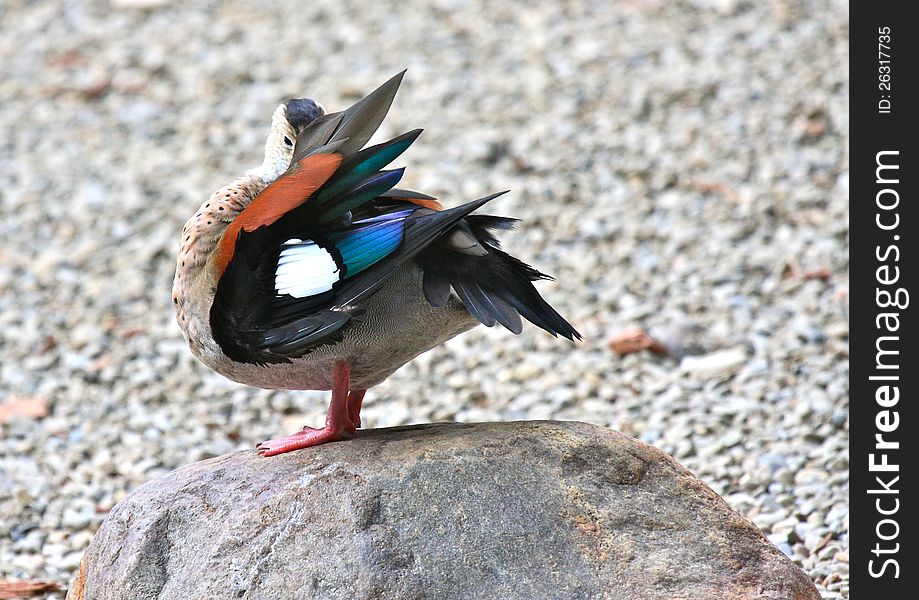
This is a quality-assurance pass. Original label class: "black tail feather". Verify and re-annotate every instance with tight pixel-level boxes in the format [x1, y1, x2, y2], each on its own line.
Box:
[419, 218, 581, 341]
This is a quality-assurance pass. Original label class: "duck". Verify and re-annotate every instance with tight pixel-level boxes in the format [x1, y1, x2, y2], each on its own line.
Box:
[172, 72, 580, 456]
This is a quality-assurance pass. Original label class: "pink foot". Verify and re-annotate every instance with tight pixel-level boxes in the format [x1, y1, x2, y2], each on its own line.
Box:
[257, 362, 359, 457]
[256, 426, 348, 457]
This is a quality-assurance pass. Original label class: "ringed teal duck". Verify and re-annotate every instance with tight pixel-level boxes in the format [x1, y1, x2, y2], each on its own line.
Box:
[172, 72, 580, 456]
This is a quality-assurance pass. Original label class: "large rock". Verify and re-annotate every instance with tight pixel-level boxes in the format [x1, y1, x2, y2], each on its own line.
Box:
[69, 421, 819, 599]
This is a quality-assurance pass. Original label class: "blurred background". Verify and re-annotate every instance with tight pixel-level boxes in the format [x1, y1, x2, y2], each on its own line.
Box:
[1, 0, 848, 597]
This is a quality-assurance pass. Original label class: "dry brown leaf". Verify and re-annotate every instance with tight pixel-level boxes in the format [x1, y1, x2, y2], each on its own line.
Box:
[0, 580, 62, 599]
[608, 328, 670, 357]
[0, 395, 49, 423]
[802, 267, 832, 281]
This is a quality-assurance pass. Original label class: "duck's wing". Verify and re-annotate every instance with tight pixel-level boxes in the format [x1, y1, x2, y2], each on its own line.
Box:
[207, 73, 501, 364]
[211, 186, 502, 365]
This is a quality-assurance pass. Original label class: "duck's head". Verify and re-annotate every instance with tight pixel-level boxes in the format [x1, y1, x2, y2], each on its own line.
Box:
[252, 98, 325, 183]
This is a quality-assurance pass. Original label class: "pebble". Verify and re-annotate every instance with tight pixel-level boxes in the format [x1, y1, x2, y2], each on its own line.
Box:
[69, 531, 95, 552]
[795, 469, 829, 486]
[61, 502, 96, 530]
[753, 511, 788, 530]
[679, 347, 749, 379]
[0, 0, 849, 597]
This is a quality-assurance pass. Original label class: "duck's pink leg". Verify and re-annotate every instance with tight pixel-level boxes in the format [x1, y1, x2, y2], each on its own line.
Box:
[257, 362, 353, 457]
[346, 389, 367, 433]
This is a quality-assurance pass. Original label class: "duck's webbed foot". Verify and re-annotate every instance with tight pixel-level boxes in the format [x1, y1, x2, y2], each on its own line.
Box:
[256, 425, 348, 457]
[257, 361, 363, 457]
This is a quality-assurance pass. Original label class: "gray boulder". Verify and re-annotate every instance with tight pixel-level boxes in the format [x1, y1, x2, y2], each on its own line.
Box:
[69, 421, 819, 599]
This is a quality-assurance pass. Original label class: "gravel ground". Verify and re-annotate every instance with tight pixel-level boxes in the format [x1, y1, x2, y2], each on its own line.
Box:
[0, 0, 848, 597]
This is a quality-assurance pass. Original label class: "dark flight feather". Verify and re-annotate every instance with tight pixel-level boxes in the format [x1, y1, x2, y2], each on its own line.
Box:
[417, 218, 581, 341]
[291, 71, 406, 164]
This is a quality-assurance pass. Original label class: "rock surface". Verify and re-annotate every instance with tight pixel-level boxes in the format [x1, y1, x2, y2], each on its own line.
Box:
[70, 422, 819, 600]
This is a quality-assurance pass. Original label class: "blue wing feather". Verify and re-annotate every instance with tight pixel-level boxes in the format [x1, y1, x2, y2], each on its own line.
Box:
[328, 218, 406, 277]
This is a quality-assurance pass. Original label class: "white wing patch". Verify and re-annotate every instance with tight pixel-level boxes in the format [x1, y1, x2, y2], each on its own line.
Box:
[275, 239, 341, 298]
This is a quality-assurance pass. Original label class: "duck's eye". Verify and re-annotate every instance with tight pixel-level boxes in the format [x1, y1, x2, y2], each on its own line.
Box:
[283, 136, 293, 147]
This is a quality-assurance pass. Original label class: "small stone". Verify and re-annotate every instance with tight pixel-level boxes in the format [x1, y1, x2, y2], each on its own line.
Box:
[69, 531, 95, 552]
[771, 516, 800, 534]
[758, 453, 785, 473]
[62, 550, 84, 570]
[753, 511, 787, 530]
[795, 469, 828, 486]
[680, 347, 748, 379]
